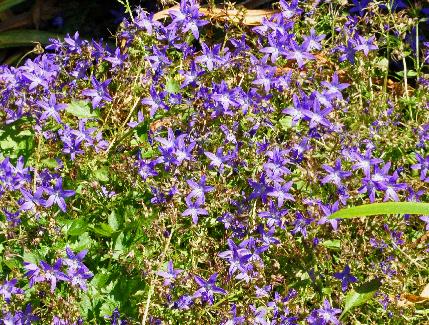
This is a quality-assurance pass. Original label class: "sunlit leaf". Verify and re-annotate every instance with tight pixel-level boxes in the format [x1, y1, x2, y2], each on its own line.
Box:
[0, 29, 61, 48]
[0, 0, 26, 13]
[341, 278, 381, 319]
[66, 100, 100, 119]
[329, 202, 429, 220]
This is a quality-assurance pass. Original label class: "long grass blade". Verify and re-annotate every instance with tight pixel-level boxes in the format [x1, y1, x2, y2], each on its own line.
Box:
[328, 202, 429, 220]
[0, 0, 26, 13]
[0, 29, 61, 48]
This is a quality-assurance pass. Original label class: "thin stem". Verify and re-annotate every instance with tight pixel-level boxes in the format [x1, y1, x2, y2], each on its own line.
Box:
[402, 56, 409, 100]
[416, 22, 419, 76]
[141, 228, 174, 324]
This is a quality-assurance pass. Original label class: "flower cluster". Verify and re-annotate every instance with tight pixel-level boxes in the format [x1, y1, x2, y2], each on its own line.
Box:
[0, 0, 428, 323]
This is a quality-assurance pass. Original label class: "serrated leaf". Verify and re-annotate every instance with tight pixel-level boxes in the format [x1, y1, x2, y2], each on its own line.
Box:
[165, 77, 180, 94]
[40, 158, 59, 169]
[341, 279, 381, 319]
[66, 100, 100, 119]
[374, 57, 389, 71]
[321, 239, 341, 250]
[3, 258, 20, 270]
[91, 272, 110, 290]
[279, 116, 293, 130]
[113, 232, 125, 259]
[108, 211, 119, 231]
[94, 167, 109, 182]
[329, 202, 429, 220]
[68, 219, 89, 236]
[92, 223, 115, 237]
[71, 232, 93, 252]
[23, 251, 40, 264]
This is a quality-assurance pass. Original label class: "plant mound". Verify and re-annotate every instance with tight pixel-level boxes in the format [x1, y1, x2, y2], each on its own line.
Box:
[0, 0, 428, 323]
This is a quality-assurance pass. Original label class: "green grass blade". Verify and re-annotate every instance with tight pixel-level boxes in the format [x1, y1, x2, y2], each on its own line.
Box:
[328, 202, 429, 220]
[0, 29, 61, 48]
[0, 0, 26, 13]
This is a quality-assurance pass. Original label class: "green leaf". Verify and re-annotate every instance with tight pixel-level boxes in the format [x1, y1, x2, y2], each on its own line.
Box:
[279, 116, 293, 130]
[0, 30, 61, 48]
[68, 219, 89, 236]
[91, 272, 110, 290]
[23, 250, 40, 264]
[0, 0, 26, 13]
[93, 167, 109, 182]
[40, 158, 59, 169]
[396, 70, 418, 78]
[341, 278, 382, 319]
[113, 232, 125, 259]
[328, 202, 429, 220]
[0, 123, 34, 161]
[108, 211, 119, 231]
[165, 77, 180, 94]
[66, 100, 100, 119]
[321, 239, 341, 250]
[92, 223, 115, 237]
[3, 258, 20, 270]
[71, 232, 93, 252]
[374, 57, 389, 71]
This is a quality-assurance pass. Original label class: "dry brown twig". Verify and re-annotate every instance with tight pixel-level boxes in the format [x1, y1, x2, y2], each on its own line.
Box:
[153, 4, 279, 26]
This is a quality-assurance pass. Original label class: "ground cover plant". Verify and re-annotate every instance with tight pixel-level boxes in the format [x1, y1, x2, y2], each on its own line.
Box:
[0, 0, 428, 323]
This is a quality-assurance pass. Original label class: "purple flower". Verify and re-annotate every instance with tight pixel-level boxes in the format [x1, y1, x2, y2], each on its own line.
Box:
[24, 259, 70, 292]
[248, 174, 273, 204]
[317, 201, 340, 231]
[1, 304, 38, 324]
[205, 148, 229, 173]
[19, 187, 45, 213]
[284, 40, 315, 68]
[63, 248, 93, 291]
[303, 28, 325, 51]
[218, 238, 252, 277]
[0, 278, 24, 303]
[420, 216, 429, 230]
[333, 265, 358, 292]
[186, 175, 214, 204]
[307, 299, 341, 324]
[195, 43, 223, 71]
[104, 47, 127, 69]
[81, 76, 112, 108]
[157, 260, 182, 286]
[37, 94, 67, 124]
[64, 247, 89, 274]
[105, 308, 127, 325]
[173, 294, 194, 310]
[321, 159, 351, 187]
[222, 304, 245, 325]
[141, 85, 169, 118]
[267, 181, 294, 207]
[351, 148, 383, 177]
[135, 10, 161, 35]
[63, 31, 83, 53]
[349, 0, 371, 16]
[44, 177, 75, 212]
[182, 196, 208, 224]
[193, 273, 227, 305]
[168, 0, 208, 39]
[321, 72, 349, 100]
[411, 153, 429, 181]
[259, 201, 288, 229]
[291, 212, 313, 238]
[354, 35, 378, 56]
[252, 64, 277, 94]
[302, 100, 333, 129]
